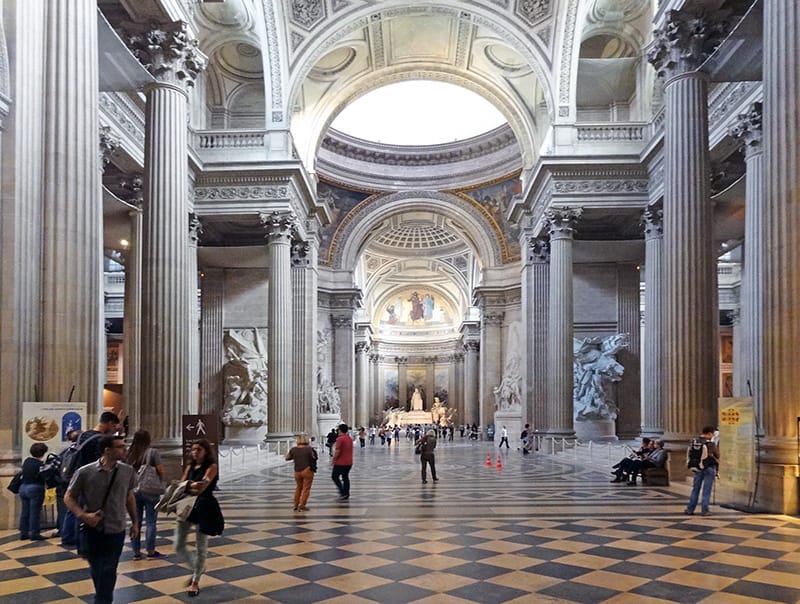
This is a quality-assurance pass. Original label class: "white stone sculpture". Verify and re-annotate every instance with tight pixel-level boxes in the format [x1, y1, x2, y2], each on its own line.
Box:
[573, 334, 629, 421]
[317, 378, 341, 415]
[494, 323, 523, 411]
[410, 386, 424, 411]
[221, 328, 268, 427]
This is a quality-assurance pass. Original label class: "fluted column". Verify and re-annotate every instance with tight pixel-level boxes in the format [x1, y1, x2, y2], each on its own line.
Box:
[545, 208, 581, 436]
[130, 21, 206, 443]
[729, 103, 763, 417]
[641, 203, 664, 437]
[187, 214, 201, 413]
[761, 1, 800, 472]
[262, 211, 296, 438]
[479, 310, 504, 431]
[397, 357, 408, 412]
[292, 239, 318, 435]
[39, 0, 103, 407]
[461, 321, 480, 425]
[199, 268, 224, 415]
[369, 353, 381, 423]
[452, 353, 464, 423]
[122, 204, 143, 430]
[522, 236, 550, 430]
[355, 341, 370, 429]
[648, 11, 728, 443]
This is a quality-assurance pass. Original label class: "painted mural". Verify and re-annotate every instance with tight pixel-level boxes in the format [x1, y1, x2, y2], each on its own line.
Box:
[434, 367, 449, 405]
[379, 289, 455, 329]
[383, 367, 399, 409]
[317, 181, 371, 265]
[461, 177, 522, 261]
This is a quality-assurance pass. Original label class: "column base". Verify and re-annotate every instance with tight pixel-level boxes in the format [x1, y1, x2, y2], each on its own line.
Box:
[740, 463, 800, 515]
[317, 414, 342, 443]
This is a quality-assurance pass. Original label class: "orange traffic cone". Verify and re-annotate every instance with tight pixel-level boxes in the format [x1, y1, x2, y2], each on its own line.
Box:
[496, 454, 503, 470]
[485, 453, 492, 467]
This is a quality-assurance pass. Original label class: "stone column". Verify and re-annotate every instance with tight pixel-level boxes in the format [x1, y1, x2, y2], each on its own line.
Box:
[522, 236, 550, 430]
[332, 315, 355, 424]
[545, 208, 581, 436]
[616, 264, 641, 438]
[122, 204, 143, 430]
[397, 357, 408, 412]
[291, 239, 318, 435]
[199, 268, 224, 415]
[641, 203, 664, 437]
[261, 211, 296, 439]
[369, 352, 381, 423]
[355, 341, 370, 429]
[759, 1, 800, 506]
[130, 21, 206, 443]
[730, 309, 743, 397]
[452, 353, 464, 424]
[187, 213, 201, 413]
[648, 11, 727, 444]
[39, 0, 103, 407]
[460, 321, 480, 426]
[479, 310, 504, 433]
[729, 103, 763, 413]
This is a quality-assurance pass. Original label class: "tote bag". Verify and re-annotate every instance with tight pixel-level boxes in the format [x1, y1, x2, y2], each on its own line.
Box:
[135, 449, 165, 495]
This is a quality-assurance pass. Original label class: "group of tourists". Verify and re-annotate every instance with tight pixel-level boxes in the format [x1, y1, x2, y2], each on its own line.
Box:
[12, 411, 223, 602]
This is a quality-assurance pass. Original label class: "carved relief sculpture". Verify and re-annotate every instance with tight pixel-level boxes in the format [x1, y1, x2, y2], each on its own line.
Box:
[573, 334, 629, 421]
[221, 329, 268, 426]
[493, 322, 523, 411]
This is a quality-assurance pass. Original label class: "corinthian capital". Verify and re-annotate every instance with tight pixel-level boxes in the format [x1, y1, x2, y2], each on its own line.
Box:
[188, 212, 203, 246]
[526, 236, 550, 263]
[544, 207, 582, 240]
[127, 21, 207, 88]
[647, 10, 730, 80]
[260, 211, 297, 244]
[99, 126, 120, 167]
[729, 102, 763, 158]
[641, 201, 663, 240]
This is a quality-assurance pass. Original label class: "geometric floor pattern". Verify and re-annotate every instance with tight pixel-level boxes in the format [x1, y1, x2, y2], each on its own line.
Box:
[2, 440, 800, 603]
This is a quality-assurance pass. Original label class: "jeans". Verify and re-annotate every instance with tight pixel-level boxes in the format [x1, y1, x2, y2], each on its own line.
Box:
[686, 465, 717, 513]
[81, 528, 125, 604]
[331, 465, 351, 497]
[132, 492, 161, 554]
[61, 509, 79, 545]
[421, 454, 437, 482]
[293, 467, 314, 507]
[19, 483, 45, 538]
[175, 520, 209, 583]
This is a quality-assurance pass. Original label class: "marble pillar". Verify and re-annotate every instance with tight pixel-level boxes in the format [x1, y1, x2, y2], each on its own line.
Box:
[369, 352, 381, 423]
[545, 208, 581, 436]
[355, 341, 370, 429]
[461, 321, 480, 426]
[522, 236, 550, 431]
[40, 0, 103, 408]
[199, 268, 224, 416]
[291, 239, 318, 435]
[729, 103, 763, 414]
[479, 310, 504, 433]
[187, 213, 201, 413]
[397, 357, 408, 412]
[452, 353, 464, 424]
[616, 264, 642, 439]
[122, 206, 143, 430]
[130, 21, 206, 443]
[759, 1, 800, 511]
[332, 315, 355, 424]
[262, 211, 296, 439]
[641, 203, 664, 437]
[648, 11, 727, 444]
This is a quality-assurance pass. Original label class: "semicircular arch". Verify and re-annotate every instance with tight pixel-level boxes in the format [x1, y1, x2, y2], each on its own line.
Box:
[332, 190, 504, 272]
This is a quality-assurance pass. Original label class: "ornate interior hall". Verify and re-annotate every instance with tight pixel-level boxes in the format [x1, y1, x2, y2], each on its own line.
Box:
[1, 0, 799, 580]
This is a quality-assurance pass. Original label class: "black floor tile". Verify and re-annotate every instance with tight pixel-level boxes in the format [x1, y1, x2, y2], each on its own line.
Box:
[631, 580, 713, 603]
[446, 562, 510, 580]
[539, 581, 619, 604]
[447, 581, 528, 604]
[356, 581, 434, 604]
[525, 561, 592, 580]
[603, 560, 671, 580]
[364, 562, 427, 581]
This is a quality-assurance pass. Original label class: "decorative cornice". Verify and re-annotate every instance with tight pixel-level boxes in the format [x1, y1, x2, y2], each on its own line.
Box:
[126, 21, 207, 88]
[729, 101, 762, 158]
[99, 93, 145, 147]
[552, 179, 648, 194]
[647, 9, 730, 80]
[195, 185, 292, 202]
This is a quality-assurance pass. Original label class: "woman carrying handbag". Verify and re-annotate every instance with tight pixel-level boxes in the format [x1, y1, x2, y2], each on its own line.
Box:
[175, 439, 224, 597]
[126, 430, 165, 560]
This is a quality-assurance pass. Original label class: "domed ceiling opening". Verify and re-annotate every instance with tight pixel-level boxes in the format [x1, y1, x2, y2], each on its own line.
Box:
[329, 80, 508, 146]
[206, 42, 265, 129]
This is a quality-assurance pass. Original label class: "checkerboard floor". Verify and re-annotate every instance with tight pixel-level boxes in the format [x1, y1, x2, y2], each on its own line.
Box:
[2, 440, 800, 603]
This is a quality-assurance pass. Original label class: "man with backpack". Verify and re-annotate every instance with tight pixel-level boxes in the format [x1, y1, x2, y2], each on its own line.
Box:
[685, 426, 720, 516]
[60, 412, 120, 547]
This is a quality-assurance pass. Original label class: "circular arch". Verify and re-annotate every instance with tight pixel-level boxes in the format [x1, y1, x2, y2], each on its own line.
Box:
[295, 67, 537, 176]
[333, 190, 503, 273]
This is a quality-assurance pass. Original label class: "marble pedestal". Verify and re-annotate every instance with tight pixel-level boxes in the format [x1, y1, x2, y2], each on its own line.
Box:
[224, 424, 267, 446]
[495, 409, 522, 448]
[317, 413, 341, 442]
[574, 418, 618, 442]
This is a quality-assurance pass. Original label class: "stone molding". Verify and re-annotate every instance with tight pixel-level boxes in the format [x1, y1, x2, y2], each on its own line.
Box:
[557, 0, 579, 114]
[552, 179, 648, 194]
[729, 101, 763, 158]
[99, 93, 145, 148]
[647, 9, 730, 80]
[126, 21, 207, 88]
[195, 184, 292, 202]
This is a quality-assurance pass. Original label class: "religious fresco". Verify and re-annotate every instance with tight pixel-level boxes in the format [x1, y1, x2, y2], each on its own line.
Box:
[382, 367, 399, 409]
[434, 367, 449, 405]
[460, 177, 522, 261]
[317, 181, 371, 264]
[377, 288, 456, 334]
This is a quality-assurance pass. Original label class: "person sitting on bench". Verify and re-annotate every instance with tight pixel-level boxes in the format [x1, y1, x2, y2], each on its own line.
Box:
[610, 438, 651, 483]
[613, 440, 667, 485]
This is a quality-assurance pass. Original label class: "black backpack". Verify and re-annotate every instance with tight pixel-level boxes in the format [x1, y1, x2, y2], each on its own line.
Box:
[686, 438, 709, 472]
[53, 432, 102, 486]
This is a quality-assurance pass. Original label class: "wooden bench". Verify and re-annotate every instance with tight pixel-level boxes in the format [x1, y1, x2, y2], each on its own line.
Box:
[642, 466, 669, 486]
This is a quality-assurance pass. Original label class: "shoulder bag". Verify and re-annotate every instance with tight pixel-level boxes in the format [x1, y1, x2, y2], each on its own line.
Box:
[135, 449, 165, 495]
[7, 471, 22, 494]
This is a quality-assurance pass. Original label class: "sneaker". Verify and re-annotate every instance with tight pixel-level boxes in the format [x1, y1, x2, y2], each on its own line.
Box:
[338, 495, 349, 501]
[433, 478, 439, 482]
[700, 512, 712, 517]
[132, 552, 143, 560]
[684, 509, 694, 515]
[298, 506, 309, 511]
[147, 551, 166, 559]
[30, 535, 46, 541]
[422, 480, 428, 484]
